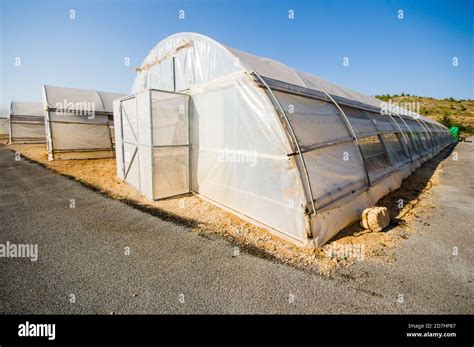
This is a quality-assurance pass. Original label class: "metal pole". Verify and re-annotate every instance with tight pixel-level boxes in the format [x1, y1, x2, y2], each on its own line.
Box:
[386, 113, 413, 162]
[394, 115, 421, 156]
[412, 118, 431, 153]
[187, 94, 191, 194]
[136, 94, 141, 193]
[124, 147, 138, 180]
[8, 103, 13, 144]
[253, 72, 316, 219]
[172, 57, 176, 92]
[417, 118, 436, 150]
[106, 119, 114, 158]
[365, 114, 394, 166]
[320, 90, 372, 187]
[120, 100, 126, 178]
[46, 110, 55, 160]
[149, 90, 155, 199]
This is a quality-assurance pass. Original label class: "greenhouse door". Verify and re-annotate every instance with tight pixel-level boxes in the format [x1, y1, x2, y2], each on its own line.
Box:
[150, 90, 190, 200]
[120, 96, 141, 192]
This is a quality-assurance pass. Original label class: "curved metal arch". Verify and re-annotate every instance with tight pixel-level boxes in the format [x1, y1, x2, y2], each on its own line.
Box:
[319, 90, 372, 187]
[386, 113, 414, 162]
[252, 72, 317, 221]
[420, 118, 439, 149]
[393, 115, 423, 156]
[414, 117, 435, 151]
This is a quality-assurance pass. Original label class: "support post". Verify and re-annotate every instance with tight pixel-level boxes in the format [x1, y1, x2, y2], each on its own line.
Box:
[253, 72, 316, 222]
[386, 113, 413, 162]
[320, 90, 372, 187]
[172, 57, 176, 92]
[149, 90, 155, 199]
[46, 110, 55, 160]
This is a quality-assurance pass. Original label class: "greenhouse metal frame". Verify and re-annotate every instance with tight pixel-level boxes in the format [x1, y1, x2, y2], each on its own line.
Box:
[42, 85, 125, 160]
[8, 101, 46, 144]
[114, 32, 452, 247]
[0, 117, 8, 139]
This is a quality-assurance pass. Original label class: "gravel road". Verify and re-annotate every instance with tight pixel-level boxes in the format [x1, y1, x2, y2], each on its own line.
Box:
[0, 143, 472, 314]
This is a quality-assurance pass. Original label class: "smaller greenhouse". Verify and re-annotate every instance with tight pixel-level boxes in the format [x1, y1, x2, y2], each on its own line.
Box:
[9, 101, 46, 144]
[0, 117, 8, 140]
[42, 85, 125, 160]
[114, 33, 453, 247]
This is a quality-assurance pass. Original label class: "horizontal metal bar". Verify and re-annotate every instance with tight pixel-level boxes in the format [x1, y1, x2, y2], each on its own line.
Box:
[287, 137, 354, 156]
[46, 108, 113, 116]
[49, 120, 109, 126]
[255, 76, 381, 114]
[118, 95, 137, 102]
[9, 120, 45, 124]
[153, 144, 190, 148]
[315, 156, 416, 212]
[314, 184, 367, 212]
[121, 141, 190, 148]
[149, 89, 189, 97]
[254, 76, 433, 126]
[117, 88, 189, 104]
[52, 148, 113, 153]
[10, 138, 45, 142]
[9, 115, 44, 119]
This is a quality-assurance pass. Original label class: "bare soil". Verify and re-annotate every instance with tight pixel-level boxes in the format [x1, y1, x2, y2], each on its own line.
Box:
[5, 143, 450, 275]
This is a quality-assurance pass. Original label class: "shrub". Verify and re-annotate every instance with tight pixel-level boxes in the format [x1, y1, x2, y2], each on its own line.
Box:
[438, 114, 454, 128]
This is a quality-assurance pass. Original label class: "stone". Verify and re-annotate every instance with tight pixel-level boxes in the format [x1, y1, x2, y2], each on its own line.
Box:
[360, 207, 390, 232]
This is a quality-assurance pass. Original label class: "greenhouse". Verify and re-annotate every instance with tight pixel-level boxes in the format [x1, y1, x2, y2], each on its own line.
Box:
[0, 117, 8, 139]
[9, 101, 46, 144]
[114, 32, 452, 247]
[42, 85, 125, 160]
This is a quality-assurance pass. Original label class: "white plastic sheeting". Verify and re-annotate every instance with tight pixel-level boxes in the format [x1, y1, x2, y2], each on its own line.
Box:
[132, 33, 244, 94]
[227, 46, 384, 110]
[304, 142, 367, 209]
[43, 85, 125, 160]
[0, 118, 8, 138]
[154, 146, 189, 199]
[120, 32, 453, 247]
[274, 91, 352, 148]
[189, 74, 308, 241]
[9, 102, 45, 143]
[43, 85, 124, 113]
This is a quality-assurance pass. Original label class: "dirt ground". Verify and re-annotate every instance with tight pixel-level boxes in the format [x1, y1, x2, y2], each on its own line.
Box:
[4, 141, 450, 275]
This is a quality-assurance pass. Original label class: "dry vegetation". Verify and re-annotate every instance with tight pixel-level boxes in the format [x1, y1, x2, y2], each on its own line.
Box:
[5, 142, 450, 276]
[375, 94, 474, 139]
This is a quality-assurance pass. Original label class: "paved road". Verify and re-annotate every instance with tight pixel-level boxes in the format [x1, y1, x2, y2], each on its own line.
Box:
[0, 144, 472, 314]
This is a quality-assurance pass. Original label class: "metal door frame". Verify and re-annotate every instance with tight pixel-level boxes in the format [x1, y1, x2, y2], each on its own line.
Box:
[119, 96, 140, 191]
[149, 89, 191, 200]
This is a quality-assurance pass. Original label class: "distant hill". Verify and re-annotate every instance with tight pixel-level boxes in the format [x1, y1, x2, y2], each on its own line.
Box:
[374, 94, 474, 139]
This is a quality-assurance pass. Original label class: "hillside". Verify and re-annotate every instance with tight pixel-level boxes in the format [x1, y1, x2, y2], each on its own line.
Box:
[374, 94, 474, 139]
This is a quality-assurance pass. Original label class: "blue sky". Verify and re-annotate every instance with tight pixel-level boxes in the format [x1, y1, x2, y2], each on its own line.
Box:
[0, 0, 472, 110]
